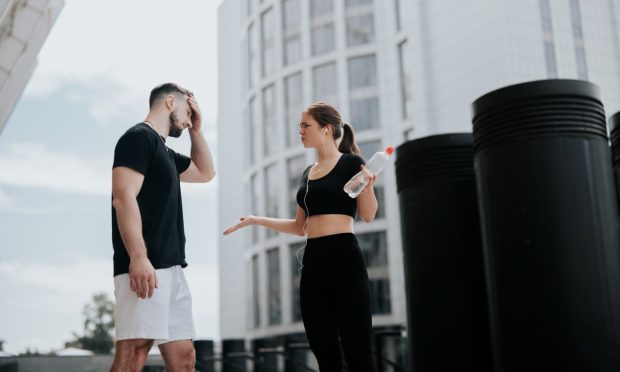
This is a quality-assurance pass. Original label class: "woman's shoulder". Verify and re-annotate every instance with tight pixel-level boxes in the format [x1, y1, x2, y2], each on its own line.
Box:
[341, 152, 365, 165]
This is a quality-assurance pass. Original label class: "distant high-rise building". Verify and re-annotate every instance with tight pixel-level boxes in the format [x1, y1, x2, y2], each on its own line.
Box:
[218, 0, 620, 368]
[0, 0, 64, 134]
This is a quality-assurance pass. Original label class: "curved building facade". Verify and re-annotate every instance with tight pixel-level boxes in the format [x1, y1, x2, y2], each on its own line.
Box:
[218, 0, 620, 368]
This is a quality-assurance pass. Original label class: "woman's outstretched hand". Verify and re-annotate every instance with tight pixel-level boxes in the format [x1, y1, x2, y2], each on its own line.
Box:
[223, 215, 258, 235]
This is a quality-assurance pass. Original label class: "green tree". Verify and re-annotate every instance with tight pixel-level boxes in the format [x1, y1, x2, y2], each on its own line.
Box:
[65, 292, 115, 354]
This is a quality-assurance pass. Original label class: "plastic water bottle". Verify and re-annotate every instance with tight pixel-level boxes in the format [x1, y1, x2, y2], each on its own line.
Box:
[344, 146, 394, 198]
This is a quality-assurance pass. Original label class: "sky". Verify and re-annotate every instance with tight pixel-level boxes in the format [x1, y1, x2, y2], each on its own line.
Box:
[0, 0, 222, 354]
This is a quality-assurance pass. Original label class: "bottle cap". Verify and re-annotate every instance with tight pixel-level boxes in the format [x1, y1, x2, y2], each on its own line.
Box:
[385, 146, 394, 155]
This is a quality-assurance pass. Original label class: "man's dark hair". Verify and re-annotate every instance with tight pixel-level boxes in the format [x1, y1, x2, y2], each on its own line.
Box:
[149, 83, 193, 108]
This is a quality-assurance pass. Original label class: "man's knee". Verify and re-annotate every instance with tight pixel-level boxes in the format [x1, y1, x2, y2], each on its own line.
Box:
[111, 339, 153, 371]
[164, 344, 195, 371]
[179, 346, 196, 370]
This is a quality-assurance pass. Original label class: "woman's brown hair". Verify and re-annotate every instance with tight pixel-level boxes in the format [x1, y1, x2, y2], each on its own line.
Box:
[305, 102, 360, 155]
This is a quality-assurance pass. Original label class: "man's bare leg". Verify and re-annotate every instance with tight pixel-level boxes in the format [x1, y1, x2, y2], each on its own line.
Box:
[159, 339, 196, 372]
[110, 339, 154, 372]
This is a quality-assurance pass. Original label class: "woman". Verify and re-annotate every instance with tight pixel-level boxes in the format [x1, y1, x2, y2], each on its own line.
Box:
[223, 102, 378, 371]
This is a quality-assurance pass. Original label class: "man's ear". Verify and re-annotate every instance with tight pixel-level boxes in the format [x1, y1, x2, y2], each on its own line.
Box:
[166, 95, 175, 111]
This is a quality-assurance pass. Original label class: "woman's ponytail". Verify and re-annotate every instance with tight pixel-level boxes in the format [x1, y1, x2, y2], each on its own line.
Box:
[338, 122, 360, 155]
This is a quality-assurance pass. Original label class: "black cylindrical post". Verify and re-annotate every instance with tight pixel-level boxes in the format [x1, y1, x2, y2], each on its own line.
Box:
[472, 79, 620, 371]
[608, 111, 620, 208]
[222, 339, 247, 372]
[194, 340, 214, 371]
[395, 133, 492, 372]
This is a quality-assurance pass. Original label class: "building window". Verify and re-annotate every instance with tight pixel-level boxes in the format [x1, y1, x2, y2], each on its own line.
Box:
[539, 0, 557, 78]
[369, 279, 391, 315]
[346, 13, 375, 47]
[394, 0, 402, 31]
[265, 163, 280, 238]
[248, 24, 259, 88]
[345, 0, 374, 47]
[345, 0, 372, 6]
[248, 97, 259, 165]
[261, 8, 275, 78]
[263, 84, 277, 156]
[252, 255, 261, 328]
[348, 54, 380, 131]
[543, 41, 557, 78]
[568, 0, 587, 79]
[282, 0, 302, 66]
[247, 0, 254, 17]
[285, 72, 304, 148]
[358, 141, 386, 219]
[288, 155, 307, 218]
[310, 0, 335, 56]
[398, 40, 412, 119]
[267, 248, 282, 325]
[575, 47, 587, 80]
[313, 62, 338, 104]
[250, 173, 260, 244]
[290, 242, 305, 322]
[358, 231, 391, 315]
[349, 54, 378, 89]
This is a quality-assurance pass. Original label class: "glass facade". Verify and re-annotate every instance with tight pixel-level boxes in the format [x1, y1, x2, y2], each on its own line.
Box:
[262, 84, 277, 156]
[261, 8, 275, 78]
[267, 248, 282, 325]
[348, 54, 379, 131]
[252, 255, 261, 328]
[290, 242, 305, 322]
[241, 0, 393, 334]
[345, 0, 374, 47]
[248, 23, 259, 88]
[310, 0, 335, 56]
[264, 163, 279, 238]
[539, 0, 558, 78]
[287, 155, 307, 218]
[284, 73, 303, 147]
[358, 231, 391, 315]
[398, 40, 411, 119]
[248, 97, 259, 165]
[313, 62, 338, 104]
[282, 0, 302, 66]
[568, 0, 587, 79]
[250, 173, 260, 243]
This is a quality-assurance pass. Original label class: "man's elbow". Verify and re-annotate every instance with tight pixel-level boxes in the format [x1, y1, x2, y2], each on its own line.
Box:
[112, 193, 130, 210]
[201, 170, 216, 183]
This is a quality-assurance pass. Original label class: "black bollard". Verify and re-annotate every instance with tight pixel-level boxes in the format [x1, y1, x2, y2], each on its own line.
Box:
[194, 340, 214, 371]
[609, 111, 620, 209]
[472, 79, 620, 371]
[395, 133, 492, 372]
[222, 339, 247, 372]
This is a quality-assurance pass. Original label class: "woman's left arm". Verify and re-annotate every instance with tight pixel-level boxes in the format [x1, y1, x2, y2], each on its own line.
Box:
[356, 165, 378, 223]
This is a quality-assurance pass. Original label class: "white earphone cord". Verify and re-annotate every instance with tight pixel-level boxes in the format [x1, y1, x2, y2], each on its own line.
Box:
[296, 128, 328, 274]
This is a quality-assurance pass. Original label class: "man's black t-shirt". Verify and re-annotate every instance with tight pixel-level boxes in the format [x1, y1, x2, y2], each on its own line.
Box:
[111, 123, 191, 276]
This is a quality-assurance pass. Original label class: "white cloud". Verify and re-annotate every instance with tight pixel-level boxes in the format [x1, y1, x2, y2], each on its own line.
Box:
[25, 0, 220, 123]
[0, 187, 10, 205]
[0, 142, 111, 195]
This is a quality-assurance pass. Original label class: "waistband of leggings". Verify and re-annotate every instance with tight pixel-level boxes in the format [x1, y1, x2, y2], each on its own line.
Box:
[306, 232, 356, 245]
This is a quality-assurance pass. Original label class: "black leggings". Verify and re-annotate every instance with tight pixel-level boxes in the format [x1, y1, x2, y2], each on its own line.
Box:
[300, 233, 376, 372]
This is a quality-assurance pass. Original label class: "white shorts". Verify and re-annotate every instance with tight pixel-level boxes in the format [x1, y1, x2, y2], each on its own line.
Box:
[114, 265, 195, 345]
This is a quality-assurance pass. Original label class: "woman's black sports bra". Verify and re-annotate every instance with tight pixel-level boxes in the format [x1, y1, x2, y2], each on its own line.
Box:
[296, 153, 365, 218]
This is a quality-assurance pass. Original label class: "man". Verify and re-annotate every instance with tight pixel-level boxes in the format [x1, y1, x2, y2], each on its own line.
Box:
[110, 83, 215, 371]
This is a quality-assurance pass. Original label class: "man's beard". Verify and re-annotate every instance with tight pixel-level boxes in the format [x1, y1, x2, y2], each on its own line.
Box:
[168, 111, 184, 138]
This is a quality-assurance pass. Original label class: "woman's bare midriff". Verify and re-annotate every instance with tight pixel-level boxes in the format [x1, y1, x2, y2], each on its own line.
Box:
[306, 214, 354, 238]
